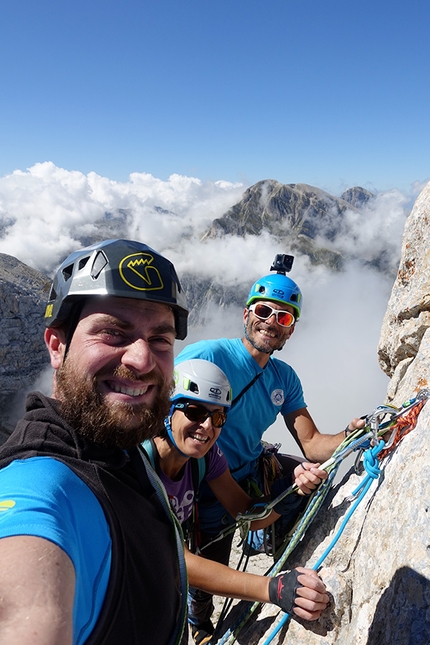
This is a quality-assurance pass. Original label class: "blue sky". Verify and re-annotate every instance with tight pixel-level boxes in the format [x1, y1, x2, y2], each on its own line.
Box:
[1, 0, 429, 195]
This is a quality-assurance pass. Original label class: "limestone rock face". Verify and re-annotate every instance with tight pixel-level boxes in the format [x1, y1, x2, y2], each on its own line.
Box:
[234, 181, 430, 645]
[377, 182, 430, 402]
[0, 254, 49, 438]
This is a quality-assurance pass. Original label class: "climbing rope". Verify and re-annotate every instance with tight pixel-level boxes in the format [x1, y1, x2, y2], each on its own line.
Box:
[261, 440, 385, 645]
[214, 389, 429, 645]
[215, 466, 341, 645]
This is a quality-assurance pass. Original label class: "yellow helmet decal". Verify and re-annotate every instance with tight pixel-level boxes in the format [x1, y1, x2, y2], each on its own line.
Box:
[119, 252, 164, 291]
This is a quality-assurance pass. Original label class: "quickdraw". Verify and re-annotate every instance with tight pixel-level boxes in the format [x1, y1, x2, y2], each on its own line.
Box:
[377, 390, 429, 459]
[213, 388, 430, 645]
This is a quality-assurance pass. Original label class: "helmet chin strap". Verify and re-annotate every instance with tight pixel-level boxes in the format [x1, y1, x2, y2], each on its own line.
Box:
[165, 411, 189, 459]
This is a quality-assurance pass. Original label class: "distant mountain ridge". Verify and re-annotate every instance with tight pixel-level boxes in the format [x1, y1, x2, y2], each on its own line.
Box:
[202, 180, 374, 271]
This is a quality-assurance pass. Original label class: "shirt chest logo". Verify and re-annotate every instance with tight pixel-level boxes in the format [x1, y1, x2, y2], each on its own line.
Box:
[271, 389, 285, 406]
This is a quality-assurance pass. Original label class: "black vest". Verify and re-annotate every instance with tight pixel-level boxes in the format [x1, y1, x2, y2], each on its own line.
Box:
[0, 392, 186, 644]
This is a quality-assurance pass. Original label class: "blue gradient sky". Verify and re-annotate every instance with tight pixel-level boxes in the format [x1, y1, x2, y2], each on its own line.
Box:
[1, 0, 429, 195]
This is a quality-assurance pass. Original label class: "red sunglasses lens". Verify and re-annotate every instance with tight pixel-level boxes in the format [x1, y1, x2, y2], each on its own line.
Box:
[254, 304, 272, 318]
[211, 411, 227, 427]
[276, 311, 294, 326]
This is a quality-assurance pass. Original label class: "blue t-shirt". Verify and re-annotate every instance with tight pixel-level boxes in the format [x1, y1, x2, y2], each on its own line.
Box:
[0, 457, 111, 645]
[176, 338, 306, 474]
[159, 443, 227, 524]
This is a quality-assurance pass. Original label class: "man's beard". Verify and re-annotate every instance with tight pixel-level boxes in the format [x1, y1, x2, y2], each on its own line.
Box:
[243, 318, 286, 354]
[56, 361, 173, 450]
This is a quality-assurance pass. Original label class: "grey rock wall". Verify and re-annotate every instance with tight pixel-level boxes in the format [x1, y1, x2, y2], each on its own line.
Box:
[0, 254, 49, 438]
[378, 181, 430, 402]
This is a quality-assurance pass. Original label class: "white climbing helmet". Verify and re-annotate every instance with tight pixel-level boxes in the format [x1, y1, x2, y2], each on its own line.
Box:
[173, 359, 232, 407]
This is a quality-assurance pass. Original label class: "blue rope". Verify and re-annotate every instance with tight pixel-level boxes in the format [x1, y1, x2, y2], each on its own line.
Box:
[261, 440, 385, 645]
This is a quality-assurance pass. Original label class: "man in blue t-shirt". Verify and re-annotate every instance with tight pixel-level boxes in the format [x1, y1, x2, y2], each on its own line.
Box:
[0, 239, 190, 645]
[177, 255, 365, 643]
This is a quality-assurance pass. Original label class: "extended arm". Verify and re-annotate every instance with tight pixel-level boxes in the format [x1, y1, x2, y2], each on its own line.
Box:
[185, 547, 329, 621]
[0, 535, 75, 645]
[208, 468, 281, 530]
[208, 461, 330, 526]
[284, 407, 365, 463]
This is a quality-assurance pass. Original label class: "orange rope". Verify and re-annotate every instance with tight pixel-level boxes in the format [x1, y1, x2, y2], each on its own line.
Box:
[378, 400, 426, 460]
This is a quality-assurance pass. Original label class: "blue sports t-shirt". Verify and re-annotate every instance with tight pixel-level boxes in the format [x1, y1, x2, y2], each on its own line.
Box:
[176, 338, 306, 474]
[0, 457, 111, 645]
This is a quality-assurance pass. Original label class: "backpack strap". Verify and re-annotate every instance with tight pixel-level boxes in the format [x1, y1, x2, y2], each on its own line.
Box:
[140, 438, 158, 471]
[188, 451, 210, 552]
[231, 371, 263, 408]
[191, 452, 210, 494]
[141, 438, 208, 493]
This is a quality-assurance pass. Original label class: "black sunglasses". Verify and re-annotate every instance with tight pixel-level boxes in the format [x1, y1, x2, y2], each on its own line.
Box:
[173, 401, 227, 428]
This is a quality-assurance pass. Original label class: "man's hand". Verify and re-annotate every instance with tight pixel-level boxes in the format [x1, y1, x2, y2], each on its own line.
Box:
[344, 417, 366, 436]
[268, 567, 329, 620]
[270, 461, 328, 512]
[292, 461, 328, 496]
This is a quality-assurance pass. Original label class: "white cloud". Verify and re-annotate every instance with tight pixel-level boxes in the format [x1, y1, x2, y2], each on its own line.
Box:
[0, 163, 418, 464]
[0, 162, 245, 273]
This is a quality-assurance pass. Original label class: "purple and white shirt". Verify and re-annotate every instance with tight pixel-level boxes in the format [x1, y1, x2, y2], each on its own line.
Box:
[159, 444, 228, 524]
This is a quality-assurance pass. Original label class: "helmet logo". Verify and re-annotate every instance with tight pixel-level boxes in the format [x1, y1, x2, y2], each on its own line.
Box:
[119, 252, 164, 291]
[272, 289, 285, 297]
[209, 387, 222, 401]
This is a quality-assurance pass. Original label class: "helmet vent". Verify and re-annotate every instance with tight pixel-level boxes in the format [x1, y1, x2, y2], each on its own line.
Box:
[78, 257, 90, 271]
[62, 264, 74, 282]
[48, 285, 57, 301]
[90, 251, 108, 280]
[189, 381, 200, 394]
[258, 286, 266, 294]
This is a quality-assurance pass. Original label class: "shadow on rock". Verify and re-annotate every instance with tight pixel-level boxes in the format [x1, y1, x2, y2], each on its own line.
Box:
[367, 566, 430, 645]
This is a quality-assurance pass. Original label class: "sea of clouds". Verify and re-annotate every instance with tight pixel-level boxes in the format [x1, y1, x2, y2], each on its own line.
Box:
[0, 162, 427, 461]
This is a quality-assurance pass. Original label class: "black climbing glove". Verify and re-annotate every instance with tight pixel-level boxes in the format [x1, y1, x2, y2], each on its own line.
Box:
[268, 570, 300, 614]
[270, 476, 307, 515]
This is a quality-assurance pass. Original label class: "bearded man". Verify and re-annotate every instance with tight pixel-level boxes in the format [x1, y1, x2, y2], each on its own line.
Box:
[0, 239, 189, 645]
[176, 255, 365, 644]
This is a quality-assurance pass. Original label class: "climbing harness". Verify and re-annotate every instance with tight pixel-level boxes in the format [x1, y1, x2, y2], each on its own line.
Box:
[213, 389, 430, 645]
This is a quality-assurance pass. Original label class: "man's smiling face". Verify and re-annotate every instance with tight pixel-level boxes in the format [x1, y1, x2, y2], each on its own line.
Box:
[243, 300, 295, 355]
[46, 296, 176, 448]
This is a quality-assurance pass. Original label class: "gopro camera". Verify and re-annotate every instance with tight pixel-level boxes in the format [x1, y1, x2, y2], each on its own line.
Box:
[270, 254, 294, 274]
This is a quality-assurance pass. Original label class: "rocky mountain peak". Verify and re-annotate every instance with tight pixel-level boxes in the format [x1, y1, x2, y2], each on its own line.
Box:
[340, 186, 374, 208]
[202, 180, 372, 273]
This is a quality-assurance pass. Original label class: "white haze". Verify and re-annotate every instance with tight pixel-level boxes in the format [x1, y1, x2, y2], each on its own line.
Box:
[0, 162, 424, 462]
